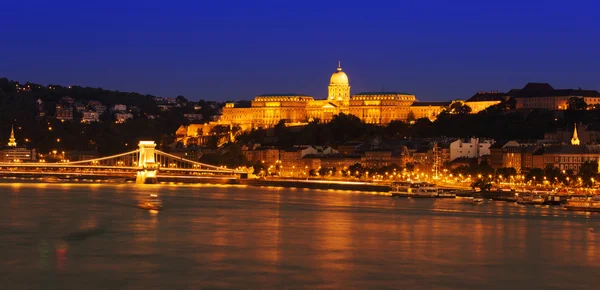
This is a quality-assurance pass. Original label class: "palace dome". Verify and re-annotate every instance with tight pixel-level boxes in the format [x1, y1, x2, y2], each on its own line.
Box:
[330, 63, 349, 85]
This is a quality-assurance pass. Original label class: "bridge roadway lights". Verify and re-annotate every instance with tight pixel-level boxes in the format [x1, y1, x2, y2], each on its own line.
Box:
[136, 141, 158, 184]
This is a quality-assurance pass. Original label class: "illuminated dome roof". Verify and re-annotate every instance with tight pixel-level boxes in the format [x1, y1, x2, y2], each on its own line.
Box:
[330, 62, 349, 85]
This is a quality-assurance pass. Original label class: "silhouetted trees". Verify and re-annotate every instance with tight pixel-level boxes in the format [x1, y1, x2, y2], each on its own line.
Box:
[578, 161, 598, 187]
[449, 102, 472, 115]
[525, 168, 544, 182]
[567, 97, 587, 110]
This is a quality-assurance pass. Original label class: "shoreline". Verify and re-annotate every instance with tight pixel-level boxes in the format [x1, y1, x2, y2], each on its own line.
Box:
[1, 177, 592, 209]
[0, 174, 484, 195]
[1, 175, 396, 193]
[0, 176, 534, 198]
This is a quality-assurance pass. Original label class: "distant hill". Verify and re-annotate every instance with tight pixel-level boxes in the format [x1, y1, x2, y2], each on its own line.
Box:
[0, 77, 160, 116]
[0, 77, 223, 154]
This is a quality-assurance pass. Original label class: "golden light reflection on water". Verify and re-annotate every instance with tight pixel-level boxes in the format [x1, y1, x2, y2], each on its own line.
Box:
[80, 216, 98, 230]
[0, 183, 599, 289]
[256, 192, 281, 266]
[209, 215, 229, 264]
[316, 195, 353, 284]
[472, 218, 485, 260]
[586, 228, 596, 263]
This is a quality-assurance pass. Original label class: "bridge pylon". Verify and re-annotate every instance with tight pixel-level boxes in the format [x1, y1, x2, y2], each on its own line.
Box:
[136, 141, 159, 184]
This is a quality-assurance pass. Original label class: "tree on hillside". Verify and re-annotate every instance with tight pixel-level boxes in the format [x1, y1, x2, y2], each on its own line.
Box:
[567, 97, 587, 110]
[274, 119, 286, 134]
[449, 102, 472, 115]
[386, 120, 409, 137]
[327, 113, 365, 144]
[407, 111, 416, 123]
[176, 95, 188, 103]
[411, 118, 433, 137]
[486, 97, 516, 112]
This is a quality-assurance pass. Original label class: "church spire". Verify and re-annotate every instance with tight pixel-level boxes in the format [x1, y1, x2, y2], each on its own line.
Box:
[7, 125, 16, 147]
[571, 123, 580, 145]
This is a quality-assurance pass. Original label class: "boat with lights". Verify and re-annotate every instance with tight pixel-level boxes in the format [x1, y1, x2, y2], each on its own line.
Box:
[564, 195, 600, 212]
[390, 181, 439, 198]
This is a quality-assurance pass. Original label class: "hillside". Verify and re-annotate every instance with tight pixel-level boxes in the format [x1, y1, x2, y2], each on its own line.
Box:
[0, 78, 222, 154]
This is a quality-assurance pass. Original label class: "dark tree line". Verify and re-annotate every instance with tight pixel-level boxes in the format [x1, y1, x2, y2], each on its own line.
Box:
[239, 97, 600, 148]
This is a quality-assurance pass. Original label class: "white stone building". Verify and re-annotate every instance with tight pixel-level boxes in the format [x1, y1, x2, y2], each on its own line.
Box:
[82, 111, 100, 123]
[449, 138, 494, 161]
[115, 112, 133, 123]
[300, 146, 339, 157]
[112, 104, 127, 112]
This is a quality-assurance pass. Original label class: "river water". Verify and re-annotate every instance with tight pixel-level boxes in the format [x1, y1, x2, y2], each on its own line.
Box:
[0, 182, 598, 289]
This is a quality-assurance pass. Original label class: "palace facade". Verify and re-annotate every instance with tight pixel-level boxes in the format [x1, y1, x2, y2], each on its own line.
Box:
[219, 63, 417, 129]
[176, 63, 501, 146]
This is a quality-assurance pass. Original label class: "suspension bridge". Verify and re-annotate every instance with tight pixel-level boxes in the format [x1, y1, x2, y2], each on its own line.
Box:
[0, 141, 247, 183]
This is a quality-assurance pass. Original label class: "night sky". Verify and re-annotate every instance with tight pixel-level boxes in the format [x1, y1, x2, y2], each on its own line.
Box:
[2, 0, 599, 101]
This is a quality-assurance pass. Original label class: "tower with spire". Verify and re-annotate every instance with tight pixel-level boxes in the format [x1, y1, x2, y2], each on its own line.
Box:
[7, 125, 17, 147]
[571, 123, 580, 145]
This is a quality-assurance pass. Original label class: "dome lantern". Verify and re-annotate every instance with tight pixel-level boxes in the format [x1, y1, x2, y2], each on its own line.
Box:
[329, 61, 349, 85]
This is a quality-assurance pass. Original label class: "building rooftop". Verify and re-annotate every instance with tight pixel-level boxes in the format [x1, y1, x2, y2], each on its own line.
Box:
[508, 83, 600, 98]
[544, 144, 600, 154]
[302, 154, 361, 159]
[257, 94, 311, 97]
[354, 92, 414, 96]
[523, 82, 555, 91]
[489, 141, 509, 149]
[450, 157, 478, 164]
[466, 92, 509, 102]
[410, 101, 452, 107]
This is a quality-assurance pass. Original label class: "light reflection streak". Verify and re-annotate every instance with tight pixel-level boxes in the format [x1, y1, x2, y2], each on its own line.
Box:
[0, 184, 598, 289]
[586, 228, 596, 263]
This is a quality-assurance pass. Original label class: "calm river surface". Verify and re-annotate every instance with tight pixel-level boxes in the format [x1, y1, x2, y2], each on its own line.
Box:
[1, 182, 599, 289]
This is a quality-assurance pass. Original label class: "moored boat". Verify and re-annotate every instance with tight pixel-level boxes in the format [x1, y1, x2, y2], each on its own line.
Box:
[543, 195, 564, 205]
[516, 194, 545, 205]
[390, 181, 438, 198]
[412, 185, 439, 198]
[565, 195, 600, 212]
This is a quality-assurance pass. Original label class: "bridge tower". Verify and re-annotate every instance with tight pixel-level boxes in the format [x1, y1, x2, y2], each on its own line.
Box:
[136, 141, 159, 184]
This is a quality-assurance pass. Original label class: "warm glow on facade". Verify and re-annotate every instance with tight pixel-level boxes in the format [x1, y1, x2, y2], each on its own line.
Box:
[176, 63, 502, 145]
[218, 63, 418, 128]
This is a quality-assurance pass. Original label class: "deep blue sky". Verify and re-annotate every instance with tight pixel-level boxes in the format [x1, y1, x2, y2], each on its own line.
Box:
[2, 0, 599, 101]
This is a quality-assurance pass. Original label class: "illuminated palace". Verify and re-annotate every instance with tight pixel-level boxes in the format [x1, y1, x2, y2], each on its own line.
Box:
[219, 62, 418, 129]
[176, 63, 500, 145]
